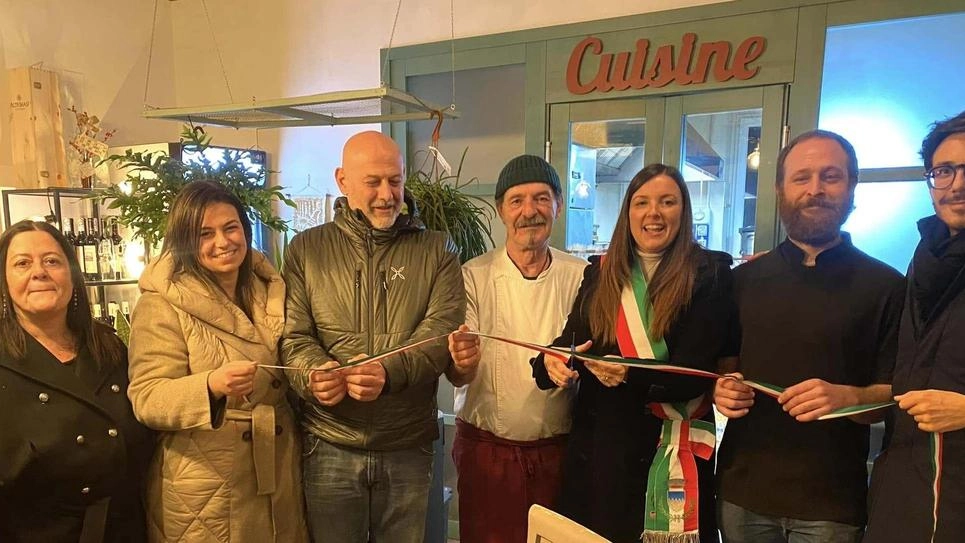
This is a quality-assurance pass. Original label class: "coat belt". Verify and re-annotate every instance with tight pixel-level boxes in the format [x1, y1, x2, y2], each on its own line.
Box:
[78, 497, 110, 543]
[226, 405, 277, 495]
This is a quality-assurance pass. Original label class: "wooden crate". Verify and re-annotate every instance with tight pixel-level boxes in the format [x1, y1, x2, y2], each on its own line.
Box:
[8, 66, 68, 188]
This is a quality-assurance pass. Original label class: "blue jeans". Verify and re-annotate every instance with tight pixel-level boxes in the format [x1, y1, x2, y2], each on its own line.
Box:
[719, 501, 863, 543]
[302, 434, 433, 543]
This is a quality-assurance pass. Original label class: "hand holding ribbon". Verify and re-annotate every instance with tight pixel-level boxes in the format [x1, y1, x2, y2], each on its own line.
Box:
[544, 340, 589, 388]
[896, 389, 965, 433]
[714, 373, 755, 419]
[779, 378, 865, 422]
[308, 361, 347, 406]
[264, 330, 895, 421]
[342, 353, 386, 401]
[585, 357, 627, 388]
[447, 324, 481, 386]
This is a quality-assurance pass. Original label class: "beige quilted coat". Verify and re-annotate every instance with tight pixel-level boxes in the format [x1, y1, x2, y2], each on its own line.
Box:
[128, 251, 309, 543]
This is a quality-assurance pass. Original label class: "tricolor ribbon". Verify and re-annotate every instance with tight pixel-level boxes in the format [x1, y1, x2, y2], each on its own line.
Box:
[258, 334, 445, 372]
[260, 334, 895, 421]
[931, 431, 944, 543]
[458, 333, 893, 421]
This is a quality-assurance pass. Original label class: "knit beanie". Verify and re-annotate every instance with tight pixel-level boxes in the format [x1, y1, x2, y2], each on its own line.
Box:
[495, 154, 562, 200]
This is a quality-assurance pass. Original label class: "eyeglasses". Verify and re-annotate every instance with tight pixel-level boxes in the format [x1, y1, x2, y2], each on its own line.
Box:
[924, 163, 965, 190]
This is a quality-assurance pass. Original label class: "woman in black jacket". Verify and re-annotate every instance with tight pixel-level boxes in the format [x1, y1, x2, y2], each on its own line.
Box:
[0, 220, 154, 542]
[533, 164, 738, 543]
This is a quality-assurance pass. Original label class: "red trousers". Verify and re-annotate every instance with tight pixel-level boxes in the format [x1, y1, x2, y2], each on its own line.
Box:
[452, 419, 567, 543]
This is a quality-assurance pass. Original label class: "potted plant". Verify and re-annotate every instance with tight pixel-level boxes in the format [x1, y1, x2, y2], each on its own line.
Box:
[90, 125, 295, 257]
[406, 148, 495, 263]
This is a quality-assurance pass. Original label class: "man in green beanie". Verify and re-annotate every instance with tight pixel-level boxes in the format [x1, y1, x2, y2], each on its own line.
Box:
[446, 154, 588, 542]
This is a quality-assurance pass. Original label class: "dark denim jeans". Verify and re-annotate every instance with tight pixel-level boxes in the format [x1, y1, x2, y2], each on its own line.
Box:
[302, 434, 433, 543]
[719, 501, 863, 543]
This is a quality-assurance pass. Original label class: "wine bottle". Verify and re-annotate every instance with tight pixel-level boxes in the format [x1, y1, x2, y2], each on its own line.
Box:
[64, 218, 76, 245]
[77, 218, 94, 281]
[84, 218, 100, 281]
[110, 219, 126, 280]
[121, 300, 132, 323]
[107, 300, 119, 327]
[88, 218, 102, 280]
[98, 218, 115, 281]
[66, 219, 84, 274]
[91, 303, 104, 323]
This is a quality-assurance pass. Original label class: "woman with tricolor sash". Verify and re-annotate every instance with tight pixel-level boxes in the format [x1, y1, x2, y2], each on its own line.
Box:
[533, 163, 738, 543]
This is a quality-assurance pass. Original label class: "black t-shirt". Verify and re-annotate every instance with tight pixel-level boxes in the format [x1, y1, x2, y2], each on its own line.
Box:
[716, 236, 904, 526]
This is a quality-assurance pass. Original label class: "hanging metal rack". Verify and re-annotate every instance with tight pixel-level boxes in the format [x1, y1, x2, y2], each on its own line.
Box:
[140, 0, 459, 128]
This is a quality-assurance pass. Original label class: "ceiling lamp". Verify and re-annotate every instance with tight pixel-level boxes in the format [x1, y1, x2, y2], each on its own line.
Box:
[141, 0, 458, 129]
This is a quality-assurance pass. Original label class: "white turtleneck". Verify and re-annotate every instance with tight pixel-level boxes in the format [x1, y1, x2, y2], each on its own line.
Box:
[635, 249, 664, 281]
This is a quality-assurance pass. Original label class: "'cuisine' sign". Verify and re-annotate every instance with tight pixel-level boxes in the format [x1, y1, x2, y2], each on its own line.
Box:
[566, 33, 767, 95]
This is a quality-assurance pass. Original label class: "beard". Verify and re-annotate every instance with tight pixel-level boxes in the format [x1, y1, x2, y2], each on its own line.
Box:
[779, 190, 854, 246]
[514, 216, 549, 250]
[366, 199, 400, 229]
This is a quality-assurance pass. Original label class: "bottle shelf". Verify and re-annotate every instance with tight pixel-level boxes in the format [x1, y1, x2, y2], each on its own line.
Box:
[2, 187, 143, 315]
[85, 279, 139, 287]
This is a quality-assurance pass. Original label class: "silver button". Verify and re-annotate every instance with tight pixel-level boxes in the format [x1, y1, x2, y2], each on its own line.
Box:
[110, 384, 121, 393]
[108, 428, 118, 438]
[76, 435, 86, 445]
[38, 392, 49, 403]
[81, 487, 90, 495]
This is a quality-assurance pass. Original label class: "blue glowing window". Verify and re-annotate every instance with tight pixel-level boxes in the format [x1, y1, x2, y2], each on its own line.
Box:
[819, 12, 965, 169]
[844, 180, 934, 273]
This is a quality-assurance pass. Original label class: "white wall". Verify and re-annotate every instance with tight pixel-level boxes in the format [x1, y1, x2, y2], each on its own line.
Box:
[0, 0, 179, 184]
[1, 0, 730, 198]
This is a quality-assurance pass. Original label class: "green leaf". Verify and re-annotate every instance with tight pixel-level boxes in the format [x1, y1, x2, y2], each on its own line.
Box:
[87, 123, 294, 256]
[406, 147, 494, 263]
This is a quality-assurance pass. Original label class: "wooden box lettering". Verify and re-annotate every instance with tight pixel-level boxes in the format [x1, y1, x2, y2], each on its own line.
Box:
[8, 66, 68, 188]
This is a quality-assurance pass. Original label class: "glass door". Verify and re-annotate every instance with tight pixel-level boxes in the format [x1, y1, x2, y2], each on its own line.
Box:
[548, 98, 662, 258]
[550, 86, 785, 259]
[663, 86, 786, 258]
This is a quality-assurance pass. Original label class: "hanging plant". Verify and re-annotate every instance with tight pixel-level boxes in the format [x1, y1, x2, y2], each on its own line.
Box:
[89, 125, 295, 250]
[406, 148, 495, 263]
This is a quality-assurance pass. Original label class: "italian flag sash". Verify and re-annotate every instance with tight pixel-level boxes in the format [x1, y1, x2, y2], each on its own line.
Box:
[616, 259, 714, 543]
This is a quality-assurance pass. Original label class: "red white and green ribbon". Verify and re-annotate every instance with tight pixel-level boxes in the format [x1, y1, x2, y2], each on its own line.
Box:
[930, 431, 944, 543]
[457, 333, 893, 421]
[258, 334, 445, 372]
[617, 259, 706, 543]
[261, 333, 895, 422]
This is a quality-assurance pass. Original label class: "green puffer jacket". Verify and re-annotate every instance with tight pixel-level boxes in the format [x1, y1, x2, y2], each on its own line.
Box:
[281, 194, 465, 450]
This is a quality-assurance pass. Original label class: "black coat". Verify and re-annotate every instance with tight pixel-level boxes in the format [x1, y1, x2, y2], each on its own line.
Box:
[866, 218, 965, 543]
[0, 333, 154, 542]
[532, 249, 737, 543]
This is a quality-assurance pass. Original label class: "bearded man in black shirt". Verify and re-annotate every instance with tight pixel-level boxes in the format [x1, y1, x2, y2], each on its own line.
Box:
[714, 130, 904, 543]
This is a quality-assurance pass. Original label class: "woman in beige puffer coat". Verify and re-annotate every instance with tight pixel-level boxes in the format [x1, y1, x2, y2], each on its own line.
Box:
[128, 181, 308, 542]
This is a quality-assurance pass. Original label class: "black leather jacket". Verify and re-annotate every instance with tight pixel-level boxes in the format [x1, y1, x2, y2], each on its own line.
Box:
[281, 194, 465, 450]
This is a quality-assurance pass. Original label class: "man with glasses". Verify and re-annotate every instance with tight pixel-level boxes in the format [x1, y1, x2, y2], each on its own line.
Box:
[865, 111, 965, 543]
[714, 130, 904, 543]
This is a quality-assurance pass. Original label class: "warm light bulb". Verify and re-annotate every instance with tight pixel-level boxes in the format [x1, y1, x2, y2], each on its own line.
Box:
[125, 241, 146, 278]
[747, 142, 761, 171]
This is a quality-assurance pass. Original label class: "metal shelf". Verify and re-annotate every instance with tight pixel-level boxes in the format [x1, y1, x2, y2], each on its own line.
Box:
[1, 188, 142, 314]
[85, 279, 139, 287]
